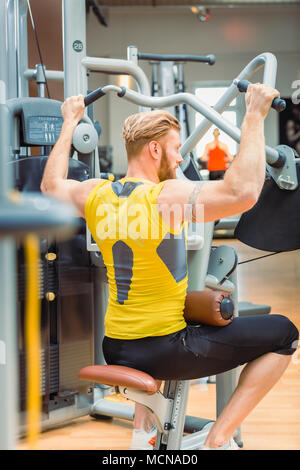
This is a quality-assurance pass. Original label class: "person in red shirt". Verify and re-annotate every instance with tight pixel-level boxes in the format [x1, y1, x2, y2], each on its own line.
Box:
[200, 128, 234, 180]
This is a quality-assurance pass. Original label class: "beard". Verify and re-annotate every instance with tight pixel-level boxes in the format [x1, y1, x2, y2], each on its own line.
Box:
[157, 148, 176, 182]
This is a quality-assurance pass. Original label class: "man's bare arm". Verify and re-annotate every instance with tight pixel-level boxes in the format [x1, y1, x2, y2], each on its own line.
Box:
[158, 83, 280, 223]
[186, 182, 206, 222]
[41, 96, 85, 194]
[45, 178, 102, 217]
[40, 95, 102, 217]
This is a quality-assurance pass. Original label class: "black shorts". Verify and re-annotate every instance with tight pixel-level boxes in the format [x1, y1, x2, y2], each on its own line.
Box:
[102, 315, 299, 381]
[209, 170, 225, 180]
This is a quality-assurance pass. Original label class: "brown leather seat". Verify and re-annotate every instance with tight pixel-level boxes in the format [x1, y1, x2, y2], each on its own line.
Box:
[78, 365, 159, 395]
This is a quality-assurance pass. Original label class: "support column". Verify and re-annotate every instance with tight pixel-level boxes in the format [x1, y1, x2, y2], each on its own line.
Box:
[16, 0, 29, 97]
[0, 0, 17, 98]
[216, 267, 242, 444]
[62, 0, 88, 98]
[0, 85, 18, 450]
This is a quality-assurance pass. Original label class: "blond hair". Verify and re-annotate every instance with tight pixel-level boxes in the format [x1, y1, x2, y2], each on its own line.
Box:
[122, 110, 181, 160]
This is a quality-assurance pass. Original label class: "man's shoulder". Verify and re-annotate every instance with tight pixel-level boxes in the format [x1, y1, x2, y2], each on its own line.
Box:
[73, 178, 107, 218]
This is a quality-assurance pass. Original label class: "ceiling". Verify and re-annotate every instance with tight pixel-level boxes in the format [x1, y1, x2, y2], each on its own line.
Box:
[97, 0, 300, 6]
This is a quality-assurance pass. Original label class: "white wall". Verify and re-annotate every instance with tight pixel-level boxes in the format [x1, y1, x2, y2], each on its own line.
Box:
[86, 6, 300, 174]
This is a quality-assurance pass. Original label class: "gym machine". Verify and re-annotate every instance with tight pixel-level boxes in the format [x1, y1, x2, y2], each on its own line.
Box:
[1, 0, 299, 450]
[8, 94, 99, 434]
[0, 80, 79, 450]
[0, 0, 108, 439]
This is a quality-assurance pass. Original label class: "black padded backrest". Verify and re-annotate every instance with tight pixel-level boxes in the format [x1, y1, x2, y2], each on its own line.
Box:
[234, 165, 300, 252]
[183, 155, 203, 181]
[11, 156, 89, 192]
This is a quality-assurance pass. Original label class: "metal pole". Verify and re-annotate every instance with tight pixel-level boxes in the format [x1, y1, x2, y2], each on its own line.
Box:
[16, 0, 29, 97]
[36, 64, 46, 98]
[62, 0, 88, 98]
[166, 381, 190, 449]
[0, 83, 18, 450]
[151, 63, 159, 97]
[0, 1, 9, 95]
[24, 69, 64, 82]
[0, 0, 19, 99]
[177, 64, 188, 143]
[216, 267, 241, 445]
[187, 222, 214, 292]
[81, 57, 151, 97]
[127, 45, 138, 65]
[159, 61, 176, 116]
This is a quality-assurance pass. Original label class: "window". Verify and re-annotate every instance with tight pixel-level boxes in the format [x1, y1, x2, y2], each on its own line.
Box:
[193, 83, 242, 160]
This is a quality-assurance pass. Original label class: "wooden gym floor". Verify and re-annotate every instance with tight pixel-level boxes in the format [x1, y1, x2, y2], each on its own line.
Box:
[17, 239, 300, 451]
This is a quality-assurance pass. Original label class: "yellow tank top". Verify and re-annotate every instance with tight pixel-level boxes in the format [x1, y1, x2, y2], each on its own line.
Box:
[85, 177, 188, 339]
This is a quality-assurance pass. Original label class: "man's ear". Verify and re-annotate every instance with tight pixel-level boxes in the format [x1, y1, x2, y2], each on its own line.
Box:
[148, 140, 161, 161]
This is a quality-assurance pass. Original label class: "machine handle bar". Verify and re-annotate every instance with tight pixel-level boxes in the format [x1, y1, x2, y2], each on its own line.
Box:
[137, 52, 215, 65]
[235, 80, 286, 112]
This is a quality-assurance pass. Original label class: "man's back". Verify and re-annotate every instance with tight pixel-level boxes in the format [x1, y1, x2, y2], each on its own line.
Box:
[85, 176, 188, 340]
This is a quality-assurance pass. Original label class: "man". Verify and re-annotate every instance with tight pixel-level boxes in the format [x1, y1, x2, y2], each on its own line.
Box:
[41, 84, 299, 450]
[199, 127, 234, 180]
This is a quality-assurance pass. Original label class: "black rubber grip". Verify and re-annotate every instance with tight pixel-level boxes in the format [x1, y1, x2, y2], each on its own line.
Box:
[84, 87, 106, 107]
[117, 86, 126, 97]
[220, 297, 234, 320]
[137, 53, 215, 65]
[236, 80, 286, 112]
